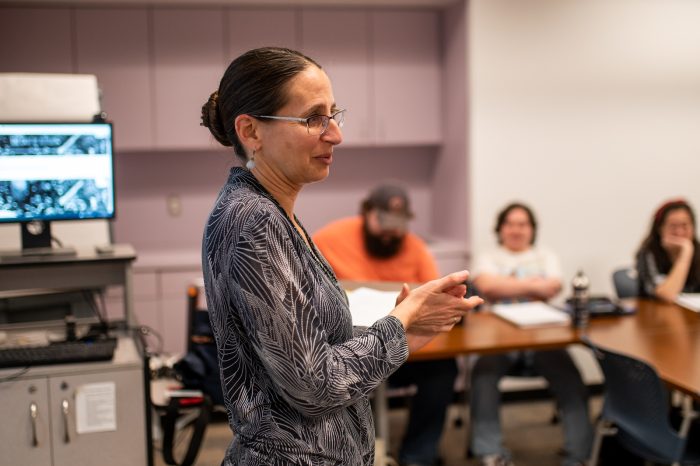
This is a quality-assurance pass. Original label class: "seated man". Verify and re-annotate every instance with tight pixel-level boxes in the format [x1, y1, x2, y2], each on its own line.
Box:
[313, 184, 457, 466]
[470, 202, 592, 466]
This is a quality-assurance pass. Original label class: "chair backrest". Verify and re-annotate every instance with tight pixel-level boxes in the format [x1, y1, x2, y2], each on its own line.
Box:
[612, 267, 638, 299]
[176, 280, 224, 406]
[583, 338, 686, 461]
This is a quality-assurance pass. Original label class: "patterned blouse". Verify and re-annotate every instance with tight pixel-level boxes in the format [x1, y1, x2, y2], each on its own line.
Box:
[202, 168, 409, 465]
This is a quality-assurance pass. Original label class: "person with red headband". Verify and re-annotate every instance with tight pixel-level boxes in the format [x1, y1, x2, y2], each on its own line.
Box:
[636, 199, 700, 301]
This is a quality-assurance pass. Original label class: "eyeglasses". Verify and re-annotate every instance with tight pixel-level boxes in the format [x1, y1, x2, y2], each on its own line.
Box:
[377, 210, 410, 231]
[252, 109, 345, 136]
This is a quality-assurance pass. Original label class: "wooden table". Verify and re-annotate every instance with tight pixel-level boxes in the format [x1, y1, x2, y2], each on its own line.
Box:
[409, 299, 700, 400]
[345, 281, 700, 455]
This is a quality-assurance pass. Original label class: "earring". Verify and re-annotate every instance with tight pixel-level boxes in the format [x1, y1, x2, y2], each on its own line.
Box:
[246, 149, 256, 170]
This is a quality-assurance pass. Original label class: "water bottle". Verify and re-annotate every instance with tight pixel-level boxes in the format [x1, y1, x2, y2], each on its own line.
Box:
[571, 269, 590, 329]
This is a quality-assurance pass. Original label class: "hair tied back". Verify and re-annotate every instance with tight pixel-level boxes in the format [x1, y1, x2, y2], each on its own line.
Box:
[201, 90, 231, 147]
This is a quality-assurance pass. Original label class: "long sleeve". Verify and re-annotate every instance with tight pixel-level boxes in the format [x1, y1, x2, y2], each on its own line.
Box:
[202, 169, 408, 465]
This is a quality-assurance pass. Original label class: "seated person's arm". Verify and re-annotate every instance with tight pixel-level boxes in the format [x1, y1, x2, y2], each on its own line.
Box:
[474, 273, 561, 302]
[653, 237, 694, 302]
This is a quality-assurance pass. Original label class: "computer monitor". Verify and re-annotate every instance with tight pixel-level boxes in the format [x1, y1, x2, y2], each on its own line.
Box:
[0, 122, 115, 256]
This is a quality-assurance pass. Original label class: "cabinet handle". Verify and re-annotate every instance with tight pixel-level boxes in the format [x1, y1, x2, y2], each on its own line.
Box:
[30, 402, 39, 447]
[61, 399, 70, 444]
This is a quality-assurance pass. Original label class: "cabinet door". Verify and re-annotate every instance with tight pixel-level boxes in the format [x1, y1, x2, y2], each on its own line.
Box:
[227, 8, 297, 61]
[75, 8, 154, 151]
[302, 10, 373, 145]
[50, 368, 147, 466]
[372, 10, 442, 145]
[152, 8, 225, 150]
[0, 7, 73, 73]
[0, 377, 51, 466]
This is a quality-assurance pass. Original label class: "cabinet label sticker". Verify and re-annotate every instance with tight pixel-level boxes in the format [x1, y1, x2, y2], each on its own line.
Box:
[75, 382, 117, 434]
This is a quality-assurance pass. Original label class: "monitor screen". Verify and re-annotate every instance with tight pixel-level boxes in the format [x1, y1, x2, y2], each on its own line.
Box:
[0, 122, 115, 223]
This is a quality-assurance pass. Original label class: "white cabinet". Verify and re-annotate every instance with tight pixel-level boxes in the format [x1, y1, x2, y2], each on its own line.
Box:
[0, 338, 148, 466]
[2, 378, 52, 465]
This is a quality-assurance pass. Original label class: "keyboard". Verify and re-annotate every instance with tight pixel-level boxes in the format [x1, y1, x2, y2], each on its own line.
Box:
[0, 338, 117, 368]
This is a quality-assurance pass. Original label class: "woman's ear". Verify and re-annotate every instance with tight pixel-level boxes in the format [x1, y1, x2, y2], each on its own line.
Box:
[235, 114, 261, 152]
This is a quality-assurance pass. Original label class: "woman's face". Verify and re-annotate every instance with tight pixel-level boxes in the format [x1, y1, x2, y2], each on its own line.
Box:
[499, 207, 534, 252]
[660, 208, 694, 242]
[255, 65, 342, 188]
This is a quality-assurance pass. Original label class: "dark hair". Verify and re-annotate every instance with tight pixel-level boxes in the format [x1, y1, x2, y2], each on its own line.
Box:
[494, 202, 538, 245]
[201, 47, 321, 161]
[638, 199, 700, 285]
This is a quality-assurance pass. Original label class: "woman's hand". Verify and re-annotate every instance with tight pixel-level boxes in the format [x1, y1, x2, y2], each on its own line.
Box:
[662, 235, 694, 259]
[390, 271, 483, 352]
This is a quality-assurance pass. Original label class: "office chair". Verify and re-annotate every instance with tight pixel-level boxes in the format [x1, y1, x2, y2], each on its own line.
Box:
[612, 267, 638, 299]
[583, 338, 700, 466]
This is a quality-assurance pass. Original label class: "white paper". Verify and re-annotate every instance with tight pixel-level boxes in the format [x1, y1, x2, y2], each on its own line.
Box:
[75, 382, 117, 434]
[346, 287, 398, 327]
[676, 293, 700, 313]
[492, 301, 571, 328]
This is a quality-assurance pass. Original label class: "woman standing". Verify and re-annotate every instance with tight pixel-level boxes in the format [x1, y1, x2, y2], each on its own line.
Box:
[200, 47, 481, 465]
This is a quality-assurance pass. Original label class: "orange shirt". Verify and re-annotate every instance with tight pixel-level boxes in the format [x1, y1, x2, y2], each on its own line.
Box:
[312, 216, 439, 283]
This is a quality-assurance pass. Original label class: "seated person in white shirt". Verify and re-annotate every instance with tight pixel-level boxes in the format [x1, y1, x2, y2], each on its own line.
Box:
[469, 202, 592, 466]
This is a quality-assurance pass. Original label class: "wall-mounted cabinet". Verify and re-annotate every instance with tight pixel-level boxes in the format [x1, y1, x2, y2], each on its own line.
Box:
[0, 5, 442, 150]
[152, 8, 226, 151]
[0, 8, 73, 74]
[372, 10, 442, 145]
[75, 8, 153, 151]
[302, 9, 373, 145]
[301, 9, 442, 146]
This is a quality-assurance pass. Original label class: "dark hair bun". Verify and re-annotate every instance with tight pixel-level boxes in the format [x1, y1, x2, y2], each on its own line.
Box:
[201, 91, 232, 147]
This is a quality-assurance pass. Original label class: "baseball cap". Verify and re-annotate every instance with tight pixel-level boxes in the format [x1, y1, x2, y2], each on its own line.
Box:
[362, 184, 414, 224]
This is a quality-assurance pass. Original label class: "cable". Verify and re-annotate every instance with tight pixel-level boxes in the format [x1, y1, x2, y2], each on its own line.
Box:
[51, 235, 65, 248]
[136, 325, 164, 355]
[82, 289, 109, 333]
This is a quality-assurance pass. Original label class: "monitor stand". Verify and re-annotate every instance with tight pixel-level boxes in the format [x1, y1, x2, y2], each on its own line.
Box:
[0, 221, 76, 262]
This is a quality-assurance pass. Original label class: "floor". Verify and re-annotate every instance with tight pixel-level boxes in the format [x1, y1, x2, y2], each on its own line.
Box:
[154, 396, 603, 466]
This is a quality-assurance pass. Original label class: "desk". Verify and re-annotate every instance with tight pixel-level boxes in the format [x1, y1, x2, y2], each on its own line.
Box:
[409, 299, 700, 400]
[0, 244, 137, 326]
[585, 300, 700, 400]
[0, 245, 149, 466]
[353, 284, 700, 461]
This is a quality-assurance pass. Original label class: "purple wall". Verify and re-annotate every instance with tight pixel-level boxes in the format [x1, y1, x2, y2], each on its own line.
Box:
[113, 146, 439, 253]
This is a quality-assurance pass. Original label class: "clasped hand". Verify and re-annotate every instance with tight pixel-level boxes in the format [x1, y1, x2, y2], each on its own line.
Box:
[390, 270, 483, 353]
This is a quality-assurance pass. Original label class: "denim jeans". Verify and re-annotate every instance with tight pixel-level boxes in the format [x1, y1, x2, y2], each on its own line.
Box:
[470, 350, 593, 466]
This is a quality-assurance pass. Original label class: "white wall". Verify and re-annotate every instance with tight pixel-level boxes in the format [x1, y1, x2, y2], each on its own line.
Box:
[469, 0, 700, 296]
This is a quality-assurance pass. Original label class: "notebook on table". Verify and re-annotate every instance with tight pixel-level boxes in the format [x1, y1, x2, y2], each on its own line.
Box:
[676, 293, 700, 313]
[491, 301, 571, 328]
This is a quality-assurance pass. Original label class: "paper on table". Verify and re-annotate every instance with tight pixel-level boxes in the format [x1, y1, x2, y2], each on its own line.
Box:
[676, 293, 700, 313]
[492, 301, 571, 328]
[346, 287, 398, 327]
